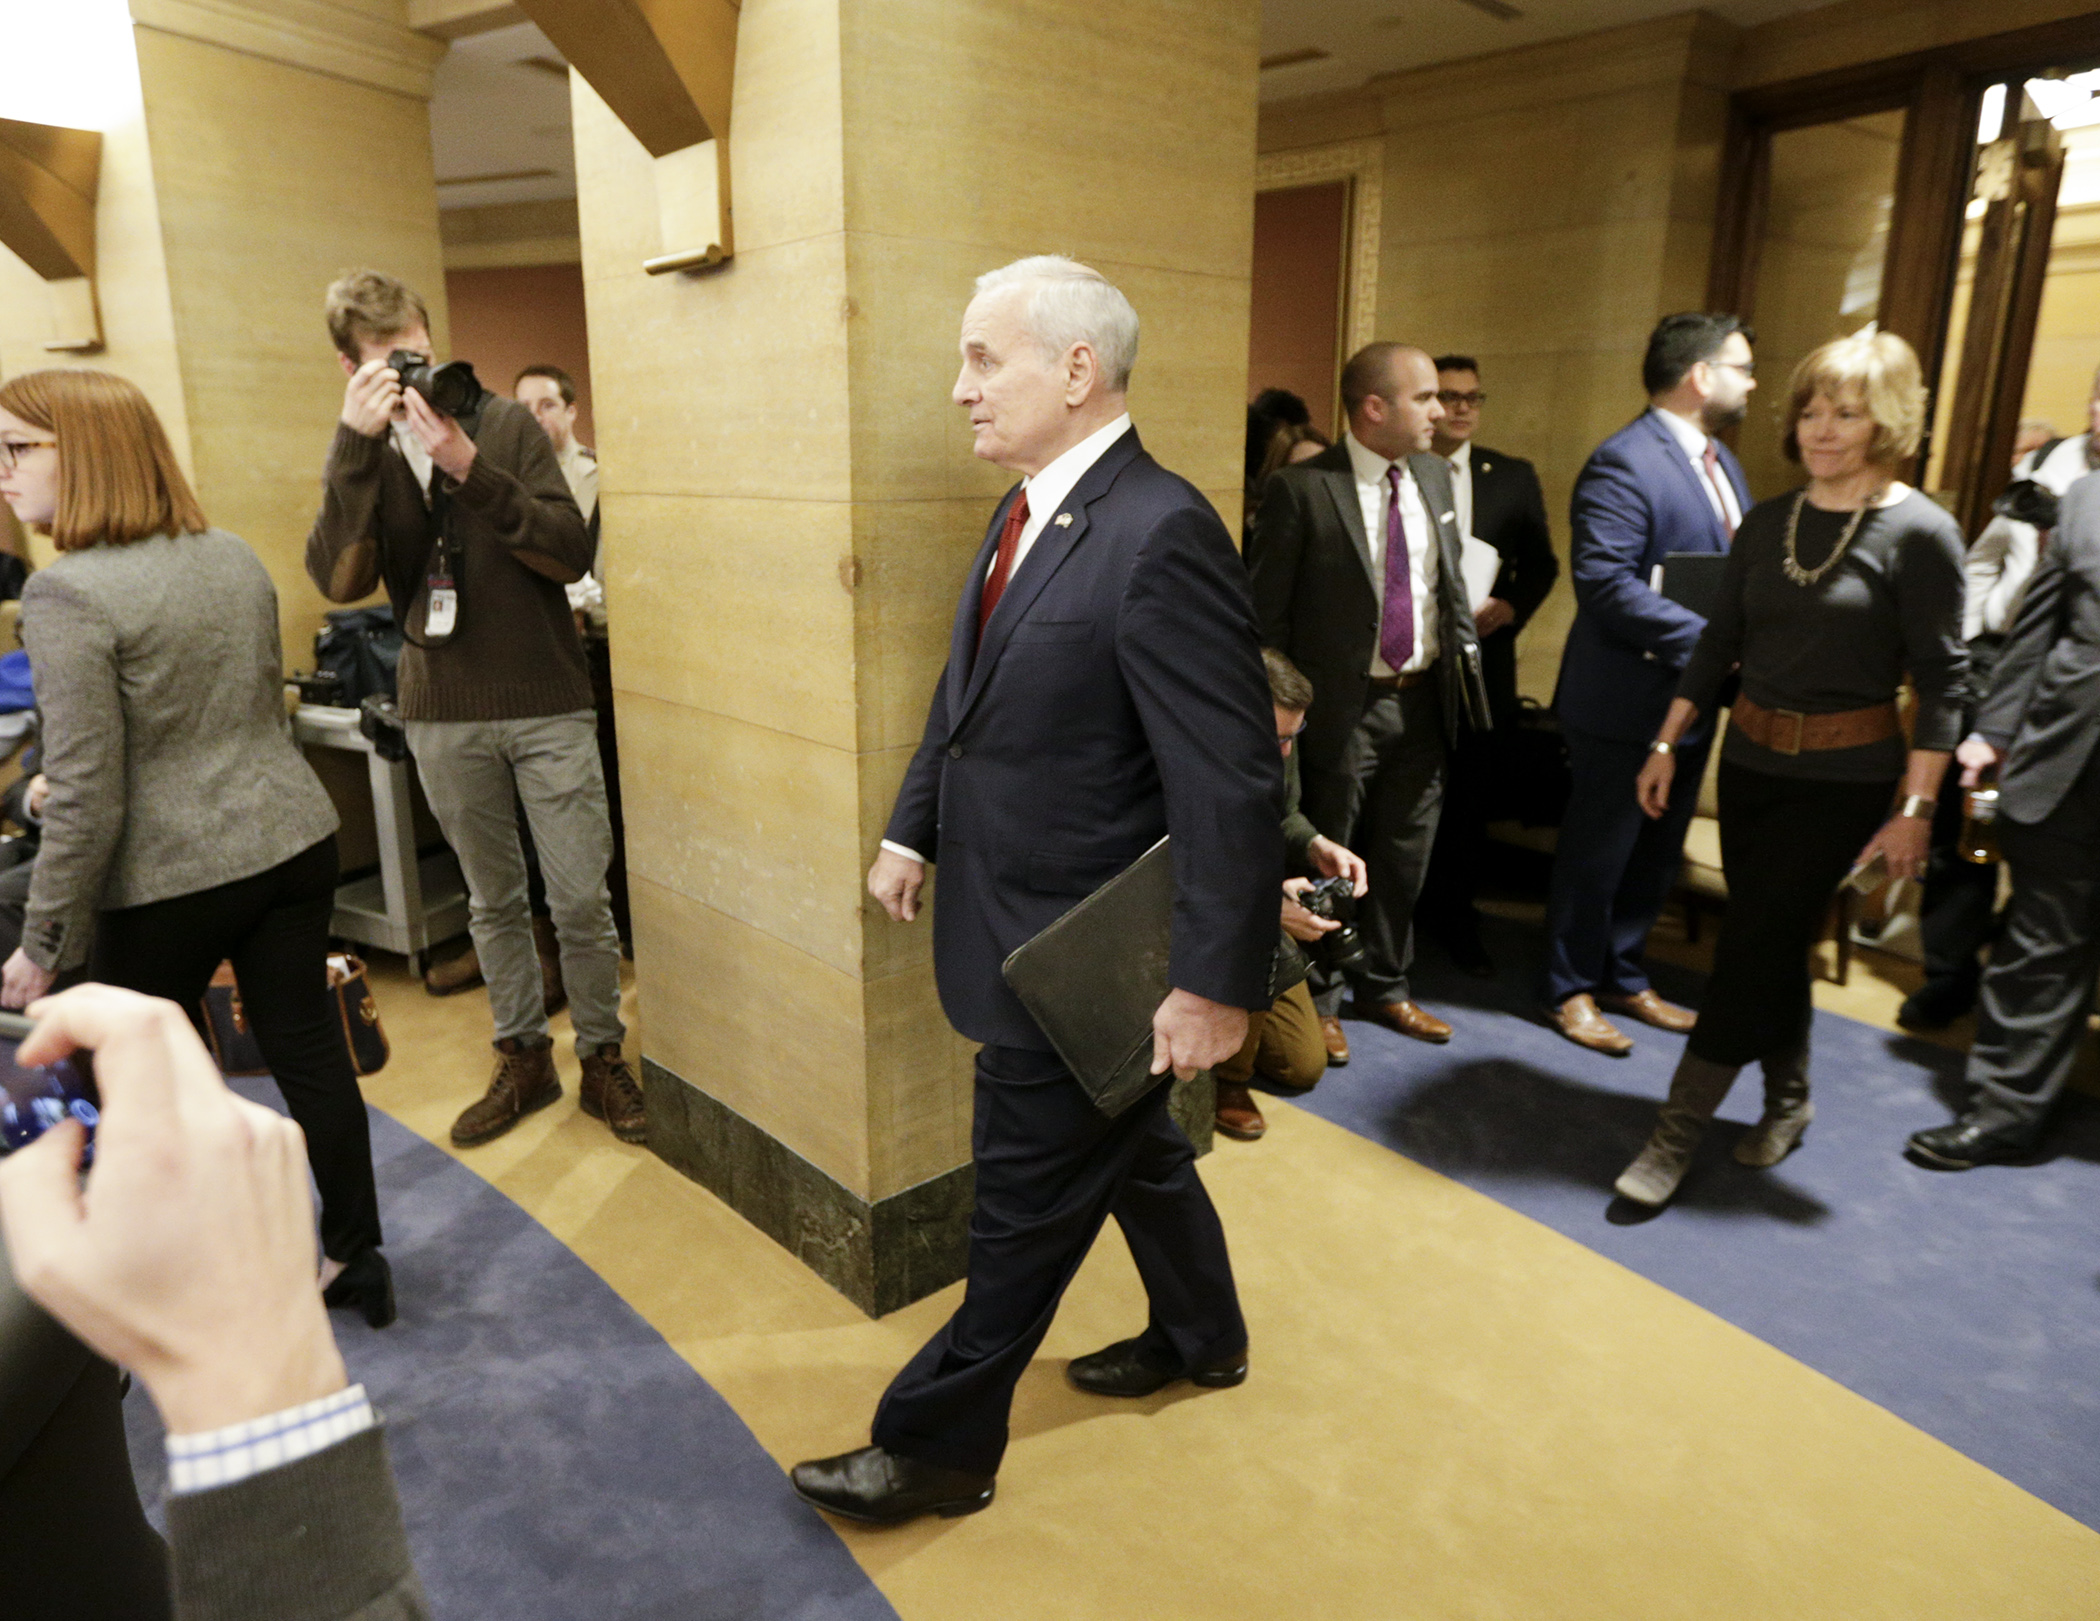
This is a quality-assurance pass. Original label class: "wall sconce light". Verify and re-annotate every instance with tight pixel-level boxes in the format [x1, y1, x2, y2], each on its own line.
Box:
[0, 117, 104, 353]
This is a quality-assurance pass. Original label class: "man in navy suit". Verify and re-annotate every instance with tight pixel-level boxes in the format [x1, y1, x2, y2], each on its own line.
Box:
[1543, 313, 1755, 1054]
[790, 257, 1282, 1526]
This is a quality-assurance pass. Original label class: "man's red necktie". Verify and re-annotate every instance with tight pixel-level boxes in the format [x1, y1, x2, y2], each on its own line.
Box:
[1702, 442, 1737, 539]
[978, 490, 1031, 637]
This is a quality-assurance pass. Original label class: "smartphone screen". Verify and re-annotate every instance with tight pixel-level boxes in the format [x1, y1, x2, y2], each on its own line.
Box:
[0, 1012, 98, 1159]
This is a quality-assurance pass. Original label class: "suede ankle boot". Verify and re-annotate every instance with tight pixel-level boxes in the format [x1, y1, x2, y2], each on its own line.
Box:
[1735, 1038, 1813, 1167]
[1614, 1050, 1741, 1206]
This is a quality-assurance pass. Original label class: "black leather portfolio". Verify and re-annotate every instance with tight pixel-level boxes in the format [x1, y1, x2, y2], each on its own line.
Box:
[1002, 837, 1174, 1119]
[1659, 552, 1728, 621]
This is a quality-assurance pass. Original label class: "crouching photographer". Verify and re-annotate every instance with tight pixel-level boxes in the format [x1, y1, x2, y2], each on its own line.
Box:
[306, 271, 642, 1149]
[1214, 652, 1370, 1142]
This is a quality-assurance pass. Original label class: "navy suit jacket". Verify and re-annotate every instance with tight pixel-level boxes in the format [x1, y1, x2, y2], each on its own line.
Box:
[1552, 410, 1749, 743]
[886, 428, 1284, 1051]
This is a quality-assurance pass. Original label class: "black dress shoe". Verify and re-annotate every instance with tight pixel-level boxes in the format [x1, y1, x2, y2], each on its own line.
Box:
[1905, 1114, 2039, 1171]
[1066, 1336, 1248, 1398]
[1897, 976, 1978, 1032]
[322, 1249, 396, 1329]
[789, 1445, 994, 1525]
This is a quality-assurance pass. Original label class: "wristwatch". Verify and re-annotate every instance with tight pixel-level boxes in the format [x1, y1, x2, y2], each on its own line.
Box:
[1647, 739, 1674, 756]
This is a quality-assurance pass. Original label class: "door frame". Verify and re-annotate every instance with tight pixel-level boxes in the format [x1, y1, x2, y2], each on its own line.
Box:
[1706, 14, 2100, 469]
[1255, 137, 1383, 427]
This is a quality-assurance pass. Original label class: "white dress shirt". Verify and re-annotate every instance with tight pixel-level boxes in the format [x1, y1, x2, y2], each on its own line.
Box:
[881, 412, 1136, 867]
[1648, 405, 1742, 532]
[1343, 431, 1438, 676]
[1445, 438, 1474, 545]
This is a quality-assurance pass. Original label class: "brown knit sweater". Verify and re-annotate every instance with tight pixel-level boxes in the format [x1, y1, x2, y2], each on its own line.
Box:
[305, 395, 594, 722]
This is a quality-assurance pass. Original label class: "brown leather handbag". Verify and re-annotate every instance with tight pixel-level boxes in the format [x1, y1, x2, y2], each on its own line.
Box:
[200, 954, 389, 1078]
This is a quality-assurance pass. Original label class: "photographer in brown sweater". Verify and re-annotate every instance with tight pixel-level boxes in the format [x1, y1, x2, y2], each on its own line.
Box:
[305, 271, 643, 1148]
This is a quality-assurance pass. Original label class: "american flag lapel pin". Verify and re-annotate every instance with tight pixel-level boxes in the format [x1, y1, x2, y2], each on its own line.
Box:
[1054, 512, 1073, 528]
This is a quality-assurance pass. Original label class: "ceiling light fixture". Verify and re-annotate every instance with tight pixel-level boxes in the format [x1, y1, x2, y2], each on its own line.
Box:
[519, 56, 570, 79]
[1452, 0, 1524, 19]
[437, 168, 558, 187]
[1260, 47, 1331, 71]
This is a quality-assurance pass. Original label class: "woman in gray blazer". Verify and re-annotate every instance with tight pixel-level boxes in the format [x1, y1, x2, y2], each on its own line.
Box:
[0, 369, 391, 1326]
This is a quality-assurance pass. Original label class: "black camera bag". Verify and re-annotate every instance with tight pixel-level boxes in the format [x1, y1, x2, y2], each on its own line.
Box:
[313, 606, 402, 706]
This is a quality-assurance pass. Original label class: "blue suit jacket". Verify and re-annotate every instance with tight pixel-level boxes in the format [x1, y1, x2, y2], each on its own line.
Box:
[886, 428, 1284, 1051]
[1552, 410, 1750, 743]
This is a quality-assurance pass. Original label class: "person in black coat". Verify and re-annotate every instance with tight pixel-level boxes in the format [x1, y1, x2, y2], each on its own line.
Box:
[1907, 471, 2100, 1168]
[790, 257, 1282, 1526]
[1416, 356, 1559, 973]
[1244, 344, 1491, 1063]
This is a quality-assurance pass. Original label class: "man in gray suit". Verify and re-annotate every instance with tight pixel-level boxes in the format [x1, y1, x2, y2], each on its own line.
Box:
[1247, 344, 1489, 1056]
[0, 986, 425, 1621]
[1908, 474, 2100, 1169]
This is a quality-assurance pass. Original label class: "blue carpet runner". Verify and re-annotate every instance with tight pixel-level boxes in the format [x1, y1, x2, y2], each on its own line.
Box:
[1295, 918, 2100, 1527]
[127, 1086, 898, 1621]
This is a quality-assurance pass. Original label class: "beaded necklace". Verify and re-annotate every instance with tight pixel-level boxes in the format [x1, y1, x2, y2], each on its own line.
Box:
[1780, 485, 1888, 587]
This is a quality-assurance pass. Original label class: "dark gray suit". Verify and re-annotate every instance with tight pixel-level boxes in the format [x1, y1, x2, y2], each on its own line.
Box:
[1247, 439, 1488, 1007]
[1965, 474, 2100, 1128]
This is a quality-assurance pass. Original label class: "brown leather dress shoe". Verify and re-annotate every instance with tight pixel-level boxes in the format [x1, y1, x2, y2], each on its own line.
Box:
[1598, 988, 1697, 1033]
[1549, 993, 1634, 1056]
[1214, 1081, 1266, 1141]
[450, 1036, 562, 1146]
[580, 1043, 647, 1143]
[423, 943, 483, 997]
[1355, 999, 1451, 1044]
[1318, 1015, 1350, 1066]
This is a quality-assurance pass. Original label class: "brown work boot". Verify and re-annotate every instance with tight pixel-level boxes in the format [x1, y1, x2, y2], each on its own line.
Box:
[424, 942, 483, 997]
[580, 1043, 647, 1143]
[532, 916, 567, 1017]
[450, 1035, 562, 1147]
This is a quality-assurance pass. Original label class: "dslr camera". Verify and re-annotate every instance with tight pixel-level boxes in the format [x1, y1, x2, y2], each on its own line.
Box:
[388, 350, 483, 419]
[1992, 477, 2059, 532]
[1295, 875, 1367, 975]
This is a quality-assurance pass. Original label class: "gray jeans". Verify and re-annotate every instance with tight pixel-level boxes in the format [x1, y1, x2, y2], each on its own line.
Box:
[405, 711, 625, 1054]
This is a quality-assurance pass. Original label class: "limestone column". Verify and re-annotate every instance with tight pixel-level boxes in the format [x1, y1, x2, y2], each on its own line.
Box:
[573, 0, 1261, 1313]
[0, 1, 446, 655]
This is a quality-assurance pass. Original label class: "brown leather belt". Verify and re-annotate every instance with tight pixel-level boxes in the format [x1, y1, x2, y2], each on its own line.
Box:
[1367, 663, 1437, 694]
[1732, 694, 1900, 755]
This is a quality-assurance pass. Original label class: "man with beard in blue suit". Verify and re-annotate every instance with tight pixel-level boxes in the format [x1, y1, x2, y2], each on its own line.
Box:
[790, 257, 1282, 1526]
[1544, 313, 1755, 1055]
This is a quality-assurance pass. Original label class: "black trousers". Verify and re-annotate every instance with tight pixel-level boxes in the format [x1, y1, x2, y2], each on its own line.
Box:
[1914, 754, 2000, 996]
[1418, 727, 1493, 933]
[1688, 762, 1894, 1066]
[871, 1044, 1245, 1476]
[1967, 745, 2100, 1124]
[90, 836, 383, 1262]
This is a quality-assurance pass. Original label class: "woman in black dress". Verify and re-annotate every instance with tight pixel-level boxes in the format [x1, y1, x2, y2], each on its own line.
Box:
[1618, 331, 1966, 1207]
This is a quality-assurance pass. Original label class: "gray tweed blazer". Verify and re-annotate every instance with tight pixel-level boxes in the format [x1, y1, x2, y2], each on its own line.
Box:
[19, 529, 339, 970]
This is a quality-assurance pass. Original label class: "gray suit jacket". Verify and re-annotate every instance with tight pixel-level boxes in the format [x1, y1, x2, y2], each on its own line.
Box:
[168, 1429, 428, 1621]
[1976, 472, 2100, 826]
[19, 530, 339, 970]
[1246, 440, 1489, 833]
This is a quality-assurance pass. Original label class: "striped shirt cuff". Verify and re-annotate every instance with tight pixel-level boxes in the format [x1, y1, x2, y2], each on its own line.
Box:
[167, 1385, 375, 1495]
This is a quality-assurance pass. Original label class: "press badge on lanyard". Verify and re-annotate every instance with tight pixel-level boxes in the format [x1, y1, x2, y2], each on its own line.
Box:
[425, 573, 457, 639]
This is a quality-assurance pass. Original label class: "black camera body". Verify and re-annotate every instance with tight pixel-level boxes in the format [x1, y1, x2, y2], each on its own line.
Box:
[1296, 875, 1367, 975]
[388, 350, 483, 419]
[1993, 477, 2060, 532]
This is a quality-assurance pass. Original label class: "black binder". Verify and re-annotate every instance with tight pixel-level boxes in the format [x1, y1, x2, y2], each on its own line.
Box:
[1001, 837, 1175, 1118]
[1659, 552, 1728, 620]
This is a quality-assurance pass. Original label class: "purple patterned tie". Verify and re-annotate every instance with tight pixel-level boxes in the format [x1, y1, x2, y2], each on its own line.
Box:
[1381, 464, 1416, 671]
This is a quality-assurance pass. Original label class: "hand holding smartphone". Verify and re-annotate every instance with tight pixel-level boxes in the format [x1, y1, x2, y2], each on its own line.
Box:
[0, 1010, 98, 1158]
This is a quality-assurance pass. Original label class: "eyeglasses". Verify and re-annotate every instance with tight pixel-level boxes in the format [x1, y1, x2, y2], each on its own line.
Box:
[1436, 391, 1487, 408]
[1712, 360, 1756, 379]
[0, 439, 55, 472]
